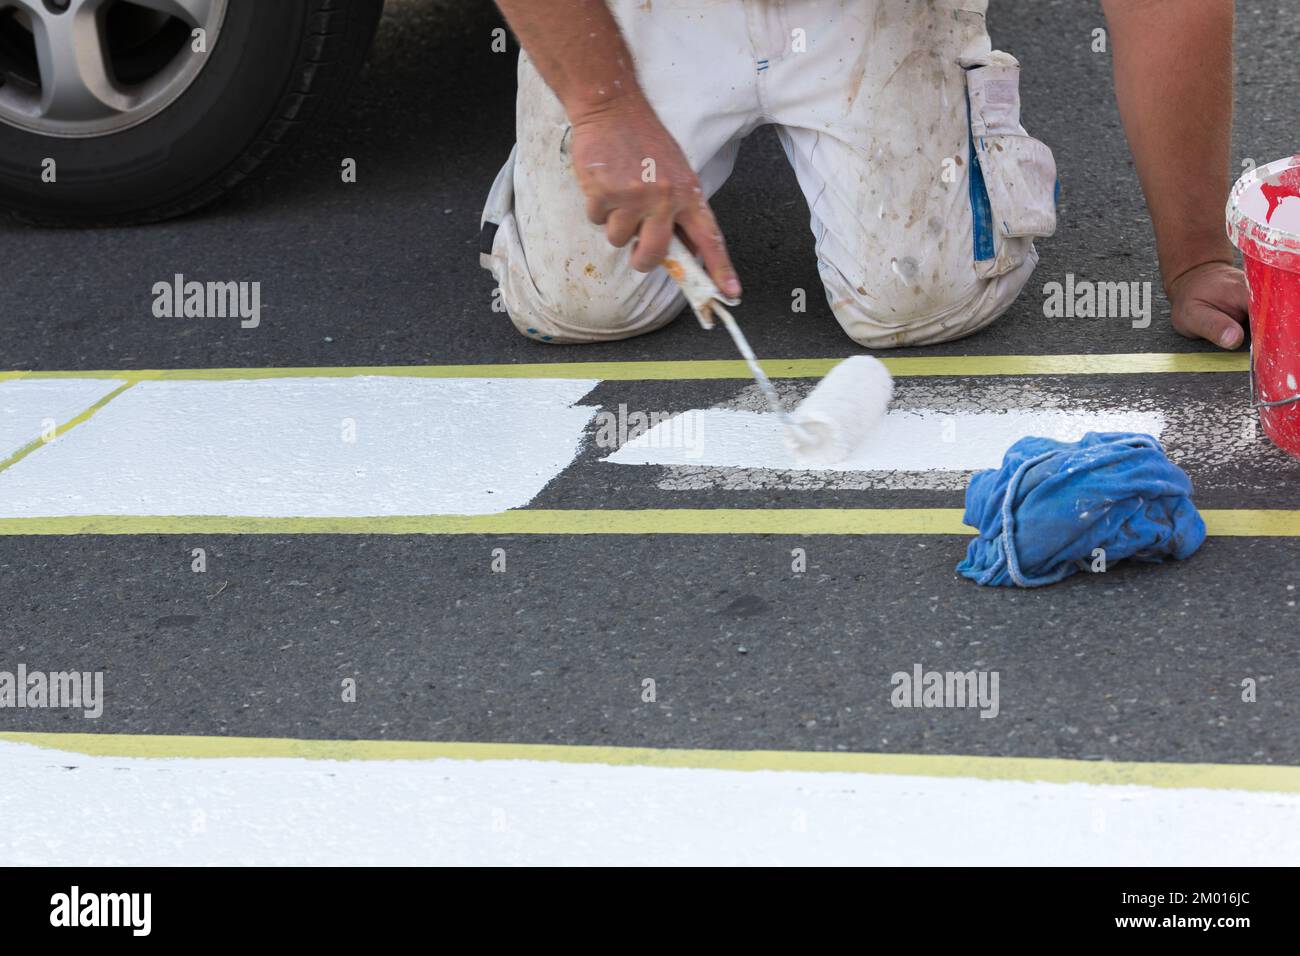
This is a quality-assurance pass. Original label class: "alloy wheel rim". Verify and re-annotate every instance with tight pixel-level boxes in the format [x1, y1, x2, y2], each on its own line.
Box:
[0, 0, 228, 137]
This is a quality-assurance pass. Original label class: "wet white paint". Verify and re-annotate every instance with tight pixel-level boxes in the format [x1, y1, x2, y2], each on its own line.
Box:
[0, 740, 1294, 866]
[652, 378, 1281, 493]
[606, 408, 1166, 472]
[0, 375, 1255, 511]
[0, 377, 598, 517]
[0, 379, 126, 460]
[1270, 198, 1300, 233]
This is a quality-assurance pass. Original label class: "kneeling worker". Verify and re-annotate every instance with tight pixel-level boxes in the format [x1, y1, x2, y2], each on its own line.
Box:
[481, 0, 1247, 351]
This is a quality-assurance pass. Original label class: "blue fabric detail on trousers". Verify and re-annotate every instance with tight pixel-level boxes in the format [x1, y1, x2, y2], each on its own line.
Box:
[966, 89, 996, 263]
[956, 432, 1207, 588]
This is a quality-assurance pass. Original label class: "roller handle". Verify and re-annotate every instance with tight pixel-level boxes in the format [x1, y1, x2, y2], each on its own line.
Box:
[659, 240, 812, 445]
[662, 236, 740, 330]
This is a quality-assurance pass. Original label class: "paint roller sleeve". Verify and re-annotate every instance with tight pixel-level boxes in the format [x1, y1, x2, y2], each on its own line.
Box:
[785, 356, 894, 465]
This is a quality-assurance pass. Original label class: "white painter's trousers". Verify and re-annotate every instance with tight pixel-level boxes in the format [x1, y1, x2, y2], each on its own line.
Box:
[479, 0, 1058, 348]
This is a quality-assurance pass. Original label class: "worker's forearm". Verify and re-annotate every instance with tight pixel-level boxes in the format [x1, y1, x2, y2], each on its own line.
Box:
[1102, 0, 1236, 291]
[494, 1, 643, 120]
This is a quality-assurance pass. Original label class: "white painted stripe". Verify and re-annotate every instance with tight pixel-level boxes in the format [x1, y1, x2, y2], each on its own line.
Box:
[0, 379, 127, 459]
[0, 740, 1294, 865]
[642, 378, 1270, 492]
[605, 407, 1166, 472]
[0, 378, 599, 517]
[0, 374, 1270, 516]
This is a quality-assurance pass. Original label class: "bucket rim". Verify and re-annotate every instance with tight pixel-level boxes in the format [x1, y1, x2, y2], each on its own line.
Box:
[1227, 155, 1300, 257]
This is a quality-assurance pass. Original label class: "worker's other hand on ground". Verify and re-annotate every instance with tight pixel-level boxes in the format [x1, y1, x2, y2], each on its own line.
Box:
[1168, 261, 1250, 349]
[570, 95, 742, 299]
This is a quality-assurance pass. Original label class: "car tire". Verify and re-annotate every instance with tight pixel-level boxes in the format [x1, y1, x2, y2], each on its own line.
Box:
[0, 0, 384, 226]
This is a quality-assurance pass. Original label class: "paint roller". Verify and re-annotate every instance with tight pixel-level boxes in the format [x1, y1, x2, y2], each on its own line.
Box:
[662, 236, 893, 464]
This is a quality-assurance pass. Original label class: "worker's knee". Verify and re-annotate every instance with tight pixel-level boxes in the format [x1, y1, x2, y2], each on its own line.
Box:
[821, 246, 1040, 349]
[486, 218, 683, 344]
[503, 291, 673, 345]
[501, 266, 683, 344]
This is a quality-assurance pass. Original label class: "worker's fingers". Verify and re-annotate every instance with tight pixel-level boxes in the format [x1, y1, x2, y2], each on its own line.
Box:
[1174, 302, 1247, 350]
[1170, 263, 1250, 350]
[678, 201, 741, 299]
[604, 208, 642, 249]
[585, 194, 610, 226]
[1217, 267, 1251, 320]
[631, 213, 675, 273]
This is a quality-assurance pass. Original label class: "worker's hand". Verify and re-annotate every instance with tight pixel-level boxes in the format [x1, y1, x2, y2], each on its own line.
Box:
[569, 94, 741, 298]
[1168, 261, 1249, 349]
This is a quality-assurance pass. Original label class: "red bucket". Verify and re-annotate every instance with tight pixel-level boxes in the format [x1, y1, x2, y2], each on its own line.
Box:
[1228, 155, 1300, 457]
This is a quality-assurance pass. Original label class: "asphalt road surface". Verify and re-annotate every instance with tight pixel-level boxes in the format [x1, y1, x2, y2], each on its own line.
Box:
[0, 0, 1297, 769]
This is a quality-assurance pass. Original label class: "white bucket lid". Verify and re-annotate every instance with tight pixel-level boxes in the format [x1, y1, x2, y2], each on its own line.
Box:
[1227, 155, 1300, 272]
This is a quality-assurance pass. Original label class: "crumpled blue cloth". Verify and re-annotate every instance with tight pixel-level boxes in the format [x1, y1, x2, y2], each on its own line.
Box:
[957, 432, 1206, 587]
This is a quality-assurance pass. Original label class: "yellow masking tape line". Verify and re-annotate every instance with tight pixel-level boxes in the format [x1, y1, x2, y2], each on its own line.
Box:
[0, 509, 1298, 537]
[1, 731, 1295, 793]
[0, 380, 135, 476]
[0, 352, 1248, 383]
[1201, 510, 1300, 536]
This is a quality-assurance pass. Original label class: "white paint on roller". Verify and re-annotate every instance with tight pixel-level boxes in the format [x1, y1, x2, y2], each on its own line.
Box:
[786, 355, 893, 464]
[0, 377, 599, 517]
[1, 739, 1294, 865]
[607, 407, 1166, 472]
[0, 378, 126, 460]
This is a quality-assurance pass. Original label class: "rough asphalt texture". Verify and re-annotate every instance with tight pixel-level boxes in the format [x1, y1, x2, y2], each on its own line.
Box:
[0, 0, 1296, 764]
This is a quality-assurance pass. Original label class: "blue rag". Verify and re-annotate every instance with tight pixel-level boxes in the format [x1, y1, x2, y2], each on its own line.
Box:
[957, 432, 1206, 587]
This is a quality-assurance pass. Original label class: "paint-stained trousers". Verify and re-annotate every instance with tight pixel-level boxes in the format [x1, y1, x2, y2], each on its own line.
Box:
[479, 0, 1058, 348]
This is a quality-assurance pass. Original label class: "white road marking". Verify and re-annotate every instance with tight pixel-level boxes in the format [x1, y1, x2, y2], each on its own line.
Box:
[633, 379, 1286, 492]
[0, 378, 598, 517]
[0, 379, 126, 459]
[605, 407, 1166, 472]
[1, 740, 1295, 865]
[0, 375, 1287, 515]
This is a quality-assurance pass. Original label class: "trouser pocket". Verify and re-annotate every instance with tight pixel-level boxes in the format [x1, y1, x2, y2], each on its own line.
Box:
[962, 53, 1058, 279]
